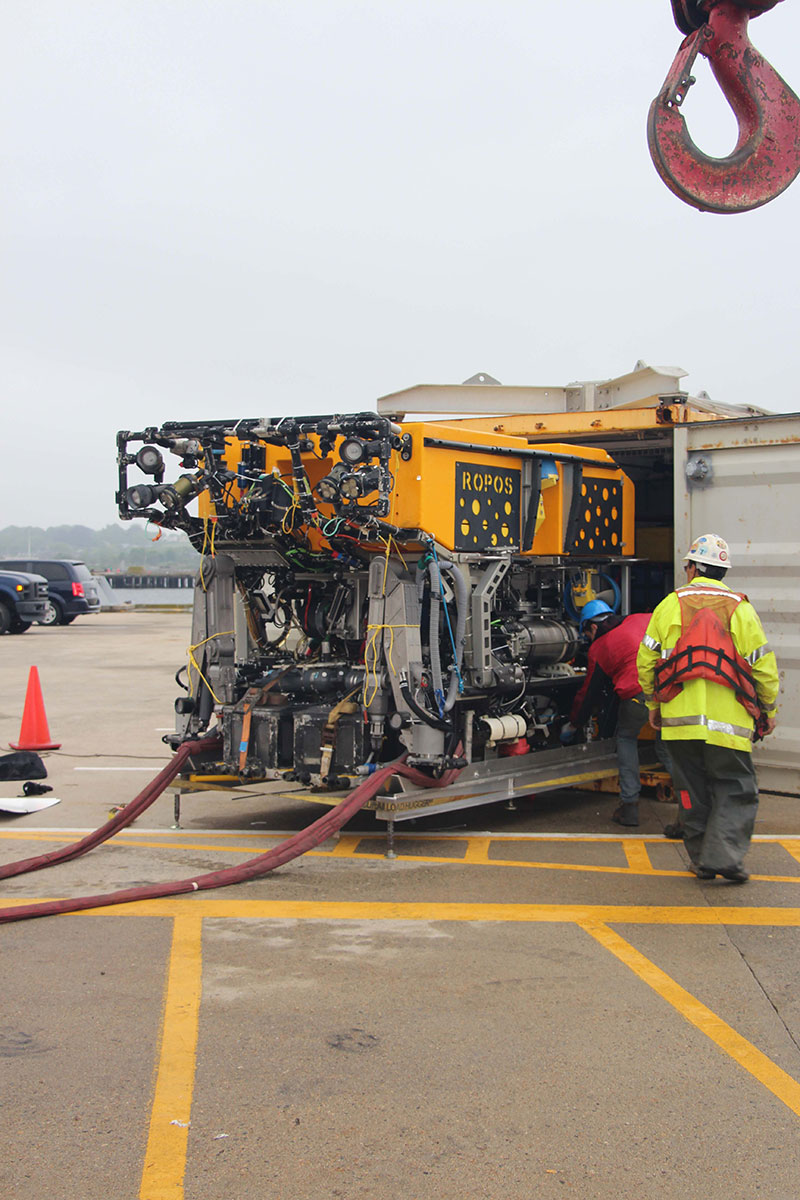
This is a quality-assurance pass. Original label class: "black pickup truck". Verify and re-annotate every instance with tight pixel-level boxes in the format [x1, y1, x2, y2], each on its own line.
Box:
[0, 570, 49, 634]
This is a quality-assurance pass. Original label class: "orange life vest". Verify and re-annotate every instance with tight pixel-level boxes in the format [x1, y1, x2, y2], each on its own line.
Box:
[653, 587, 761, 719]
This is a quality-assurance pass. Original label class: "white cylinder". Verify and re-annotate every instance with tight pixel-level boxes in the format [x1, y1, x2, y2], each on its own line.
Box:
[483, 713, 527, 743]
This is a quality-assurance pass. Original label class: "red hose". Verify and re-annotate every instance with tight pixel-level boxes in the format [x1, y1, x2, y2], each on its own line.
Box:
[0, 753, 461, 925]
[0, 735, 222, 882]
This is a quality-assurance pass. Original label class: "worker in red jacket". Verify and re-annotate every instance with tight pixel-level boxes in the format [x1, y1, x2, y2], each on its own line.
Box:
[561, 601, 671, 828]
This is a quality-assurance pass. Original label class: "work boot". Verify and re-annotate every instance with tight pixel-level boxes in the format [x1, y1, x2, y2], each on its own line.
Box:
[688, 862, 716, 880]
[718, 867, 749, 884]
[663, 821, 683, 840]
[612, 803, 639, 828]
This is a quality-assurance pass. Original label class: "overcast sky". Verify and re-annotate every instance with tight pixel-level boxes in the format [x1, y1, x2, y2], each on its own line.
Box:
[2, 1, 800, 528]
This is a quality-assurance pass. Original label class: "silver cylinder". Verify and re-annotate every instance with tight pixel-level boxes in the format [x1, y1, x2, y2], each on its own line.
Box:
[512, 618, 578, 667]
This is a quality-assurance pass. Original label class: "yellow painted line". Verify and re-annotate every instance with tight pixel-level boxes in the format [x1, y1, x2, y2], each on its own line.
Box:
[0, 833, 316, 856]
[122, 830, 286, 839]
[53, 842, 683, 876]
[0, 832, 279, 847]
[463, 837, 491, 864]
[2, 837, 800, 883]
[0, 836, 281, 858]
[139, 915, 203, 1200]
[6, 897, 800, 925]
[582, 922, 800, 1118]
[328, 835, 360, 857]
[0, 832, 92, 844]
[2, 830, 800, 845]
[622, 840, 653, 872]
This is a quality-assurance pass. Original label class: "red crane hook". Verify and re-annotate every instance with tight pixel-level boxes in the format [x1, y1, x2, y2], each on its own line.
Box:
[648, 0, 800, 213]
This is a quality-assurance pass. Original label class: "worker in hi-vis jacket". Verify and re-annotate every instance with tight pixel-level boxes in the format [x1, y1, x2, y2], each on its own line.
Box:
[637, 534, 779, 884]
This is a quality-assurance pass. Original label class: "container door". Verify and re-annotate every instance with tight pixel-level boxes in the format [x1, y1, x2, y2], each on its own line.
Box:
[673, 413, 800, 796]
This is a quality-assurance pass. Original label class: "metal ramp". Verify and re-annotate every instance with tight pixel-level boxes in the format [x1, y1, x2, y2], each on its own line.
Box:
[373, 740, 632, 824]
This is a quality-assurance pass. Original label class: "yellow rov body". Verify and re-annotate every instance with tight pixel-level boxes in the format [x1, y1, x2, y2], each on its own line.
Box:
[207, 422, 634, 560]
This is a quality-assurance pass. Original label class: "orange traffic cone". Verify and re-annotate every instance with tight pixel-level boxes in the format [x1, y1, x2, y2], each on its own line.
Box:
[10, 666, 61, 751]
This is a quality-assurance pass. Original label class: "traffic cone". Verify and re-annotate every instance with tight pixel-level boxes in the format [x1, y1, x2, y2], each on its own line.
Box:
[10, 666, 61, 750]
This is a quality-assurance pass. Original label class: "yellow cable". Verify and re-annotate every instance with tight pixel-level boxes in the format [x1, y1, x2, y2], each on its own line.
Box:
[364, 538, 413, 705]
[362, 623, 417, 706]
[381, 535, 392, 595]
[389, 534, 408, 571]
[363, 625, 383, 707]
[186, 630, 235, 705]
[282, 491, 302, 534]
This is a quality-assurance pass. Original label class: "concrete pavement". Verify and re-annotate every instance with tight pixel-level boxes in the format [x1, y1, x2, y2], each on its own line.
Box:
[2, 612, 800, 1198]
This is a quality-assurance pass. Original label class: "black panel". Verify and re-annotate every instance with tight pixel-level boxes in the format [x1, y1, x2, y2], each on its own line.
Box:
[454, 460, 521, 551]
[565, 476, 623, 555]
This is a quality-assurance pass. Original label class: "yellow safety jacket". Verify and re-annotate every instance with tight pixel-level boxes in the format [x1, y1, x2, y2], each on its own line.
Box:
[636, 579, 779, 753]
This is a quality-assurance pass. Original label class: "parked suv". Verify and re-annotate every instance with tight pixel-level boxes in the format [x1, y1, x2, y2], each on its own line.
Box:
[0, 569, 49, 633]
[0, 559, 101, 626]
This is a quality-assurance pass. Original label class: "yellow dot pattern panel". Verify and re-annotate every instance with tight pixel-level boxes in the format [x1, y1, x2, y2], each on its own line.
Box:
[567, 477, 623, 554]
[454, 461, 521, 551]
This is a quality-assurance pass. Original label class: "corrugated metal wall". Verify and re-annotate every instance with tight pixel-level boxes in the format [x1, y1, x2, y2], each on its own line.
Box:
[674, 414, 800, 797]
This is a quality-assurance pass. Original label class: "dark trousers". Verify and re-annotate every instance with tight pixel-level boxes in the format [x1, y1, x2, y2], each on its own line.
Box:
[667, 740, 758, 872]
[615, 695, 673, 806]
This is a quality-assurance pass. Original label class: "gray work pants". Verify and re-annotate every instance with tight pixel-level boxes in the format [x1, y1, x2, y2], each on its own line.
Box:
[667, 739, 758, 872]
[616, 695, 673, 807]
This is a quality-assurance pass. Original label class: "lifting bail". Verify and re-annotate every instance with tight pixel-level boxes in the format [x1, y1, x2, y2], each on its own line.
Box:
[649, 0, 800, 213]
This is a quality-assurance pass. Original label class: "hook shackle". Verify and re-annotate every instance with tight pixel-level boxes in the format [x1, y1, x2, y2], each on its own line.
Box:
[649, 0, 800, 213]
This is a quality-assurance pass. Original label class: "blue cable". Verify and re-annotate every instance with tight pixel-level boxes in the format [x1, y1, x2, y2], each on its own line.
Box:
[429, 541, 464, 696]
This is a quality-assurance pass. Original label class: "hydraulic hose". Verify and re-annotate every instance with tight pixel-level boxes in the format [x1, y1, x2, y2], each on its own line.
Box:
[398, 681, 452, 733]
[426, 556, 445, 703]
[0, 735, 222, 882]
[420, 557, 467, 715]
[0, 753, 461, 926]
[440, 559, 467, 712]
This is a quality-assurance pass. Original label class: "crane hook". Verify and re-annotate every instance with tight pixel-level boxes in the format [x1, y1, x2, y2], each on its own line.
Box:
[648, 0, 800, 213]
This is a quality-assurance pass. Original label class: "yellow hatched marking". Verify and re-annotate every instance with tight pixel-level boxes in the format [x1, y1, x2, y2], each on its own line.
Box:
[780, 841, 800, 868]
[582, 921, 800, 1118]
[463, 837, 491, 864]
[139, 916, 203, 1200]
[328, 835, 360, 857]
[443, 855, 666, 876]
[622, 840, 653, 872]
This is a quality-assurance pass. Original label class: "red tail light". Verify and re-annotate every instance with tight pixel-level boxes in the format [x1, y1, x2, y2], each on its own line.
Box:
[72, 581, 85, 598]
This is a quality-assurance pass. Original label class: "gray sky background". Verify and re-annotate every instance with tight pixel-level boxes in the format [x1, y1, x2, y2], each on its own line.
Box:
[3, 0, 800, 529]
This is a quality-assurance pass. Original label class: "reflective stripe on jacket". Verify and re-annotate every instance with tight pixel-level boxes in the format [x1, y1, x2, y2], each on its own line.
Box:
[636, 579, 779, 752]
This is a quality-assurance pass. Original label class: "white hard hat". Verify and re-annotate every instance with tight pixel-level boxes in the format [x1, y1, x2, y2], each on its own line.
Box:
[685, 533, 732, 569]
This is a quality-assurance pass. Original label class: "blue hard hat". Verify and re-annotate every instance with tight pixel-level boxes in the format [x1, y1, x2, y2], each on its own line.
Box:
[579, 599, 613, 631]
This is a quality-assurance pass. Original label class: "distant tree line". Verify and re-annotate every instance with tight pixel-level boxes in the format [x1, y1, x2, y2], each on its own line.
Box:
[0, 524, 201, 572]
